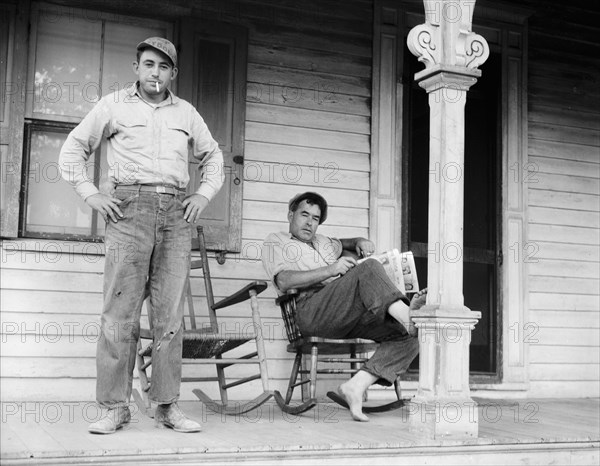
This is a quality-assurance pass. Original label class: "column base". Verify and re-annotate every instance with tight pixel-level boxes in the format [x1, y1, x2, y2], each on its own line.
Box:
[408, 397, 479, 440]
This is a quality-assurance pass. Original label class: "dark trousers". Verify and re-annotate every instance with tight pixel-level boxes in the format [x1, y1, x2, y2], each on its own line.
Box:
[296, 260, 419, 385]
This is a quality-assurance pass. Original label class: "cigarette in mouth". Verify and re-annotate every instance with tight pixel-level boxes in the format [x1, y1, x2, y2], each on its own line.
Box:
[155, 82, 160, 92]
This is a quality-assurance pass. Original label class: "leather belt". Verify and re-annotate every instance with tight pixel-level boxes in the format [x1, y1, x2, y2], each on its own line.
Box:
[116, 184, 185, 196]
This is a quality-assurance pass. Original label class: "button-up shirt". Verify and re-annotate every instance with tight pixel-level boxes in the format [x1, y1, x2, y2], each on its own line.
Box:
[262, 231, 343, 295]
[59, 83, 224, 201]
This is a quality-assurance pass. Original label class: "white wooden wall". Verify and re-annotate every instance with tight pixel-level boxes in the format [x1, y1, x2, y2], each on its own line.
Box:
[525, 1, 600, 397]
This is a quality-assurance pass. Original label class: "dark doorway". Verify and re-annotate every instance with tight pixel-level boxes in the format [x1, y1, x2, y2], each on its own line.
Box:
[403, 50, 502, 376]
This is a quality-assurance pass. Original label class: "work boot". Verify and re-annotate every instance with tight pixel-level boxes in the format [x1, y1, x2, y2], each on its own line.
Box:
[155, 402, 202, 433]
[88, 406, 131, 434]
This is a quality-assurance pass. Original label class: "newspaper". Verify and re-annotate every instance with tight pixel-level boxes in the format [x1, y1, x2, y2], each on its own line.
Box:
[358, 249, 419, 294]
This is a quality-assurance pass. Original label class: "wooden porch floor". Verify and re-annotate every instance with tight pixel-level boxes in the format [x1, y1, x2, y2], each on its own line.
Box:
[1, 398, 599, 465]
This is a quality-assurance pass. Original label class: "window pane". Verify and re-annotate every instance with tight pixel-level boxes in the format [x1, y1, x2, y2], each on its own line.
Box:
[33, 12, 101, 118]
[26, 128, 94, 235]
[102, 22, 168, 95]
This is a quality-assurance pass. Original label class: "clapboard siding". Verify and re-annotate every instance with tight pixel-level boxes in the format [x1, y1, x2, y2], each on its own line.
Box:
[525, 0, 600, 398]
[240, 161, 370, 189]
[529, 156, 600, 180]
[245, 182, 370, 208]
[245, 141, 370, 171]
[246, 83, 371, 115]
[246, 103, 371, 134]
[248, 46, 372, 78]
[529, 276, 600, 296]
[243, 200, 369, 227]
[245, 122, 370, 153]
[0, 0, 373, 401]
[530, 207, 600, 229]
[529, 139, 599, 165]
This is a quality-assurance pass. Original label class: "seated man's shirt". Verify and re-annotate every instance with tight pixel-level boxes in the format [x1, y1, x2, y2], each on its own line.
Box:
[262, 232, 342, 295]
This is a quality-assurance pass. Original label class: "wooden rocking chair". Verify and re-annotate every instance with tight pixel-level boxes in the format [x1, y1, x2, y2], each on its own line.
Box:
[274, 252, 419, 415]
[133, 226, 272, 416]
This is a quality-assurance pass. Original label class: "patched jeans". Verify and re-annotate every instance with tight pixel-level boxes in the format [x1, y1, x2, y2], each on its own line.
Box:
[296, 260, 419, 385]
[97, 186, 191, 407]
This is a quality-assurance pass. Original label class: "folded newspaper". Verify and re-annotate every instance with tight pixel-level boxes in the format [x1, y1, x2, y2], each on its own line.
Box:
[358, 249, 419, 295]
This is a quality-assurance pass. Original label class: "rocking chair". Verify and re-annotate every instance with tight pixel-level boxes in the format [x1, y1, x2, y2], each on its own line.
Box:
[134, 226, 272, 416]
[274, 252, 419, 415]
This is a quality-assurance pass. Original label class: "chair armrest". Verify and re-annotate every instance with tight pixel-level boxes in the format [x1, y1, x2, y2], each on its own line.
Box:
[212, 281, 268, 310]
[275, 289, 299, 306]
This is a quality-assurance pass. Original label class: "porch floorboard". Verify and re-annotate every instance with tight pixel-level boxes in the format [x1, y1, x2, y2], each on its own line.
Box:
[1, 398, 599, 465]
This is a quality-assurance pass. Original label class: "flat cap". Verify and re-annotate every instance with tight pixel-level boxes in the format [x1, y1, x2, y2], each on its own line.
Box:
[137, 37, 177, 67]
[288, 192, 328, 224]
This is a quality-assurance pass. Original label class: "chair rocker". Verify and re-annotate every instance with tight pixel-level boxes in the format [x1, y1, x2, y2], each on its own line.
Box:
[274, 252, 419, 416]
[134, 226, 272, 417]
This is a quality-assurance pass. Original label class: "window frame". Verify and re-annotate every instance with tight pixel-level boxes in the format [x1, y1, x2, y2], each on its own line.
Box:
[19, 119, 105, 242]
[15, 2, 173, 241]
[1, 1, 26, 239]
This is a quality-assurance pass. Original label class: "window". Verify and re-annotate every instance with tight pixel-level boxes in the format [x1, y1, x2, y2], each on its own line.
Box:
[21, 4, 170, 240]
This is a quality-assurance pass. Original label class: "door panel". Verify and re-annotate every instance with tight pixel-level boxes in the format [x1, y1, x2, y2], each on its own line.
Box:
[179, 21, 247, 252]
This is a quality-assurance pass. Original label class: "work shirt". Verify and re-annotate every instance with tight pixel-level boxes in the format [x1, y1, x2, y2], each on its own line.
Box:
[262, 231, 343, 295]
[59, 83, 223, 201]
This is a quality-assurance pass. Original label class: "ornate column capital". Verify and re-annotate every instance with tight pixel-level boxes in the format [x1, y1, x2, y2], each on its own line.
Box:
[407, 0, 489, 74]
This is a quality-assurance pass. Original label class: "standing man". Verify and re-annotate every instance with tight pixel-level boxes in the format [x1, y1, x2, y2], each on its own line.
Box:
[59, 38, 223, 434]
[262, 192, 425, 422]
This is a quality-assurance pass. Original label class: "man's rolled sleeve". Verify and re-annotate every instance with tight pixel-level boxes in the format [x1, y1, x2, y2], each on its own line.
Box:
[261, 234, 291, 290]
[59, 100, 111, 201]
[191, 111, 224, 201]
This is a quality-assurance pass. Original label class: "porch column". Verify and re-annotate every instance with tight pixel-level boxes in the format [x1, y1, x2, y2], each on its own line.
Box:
[406, 0, 489, 439]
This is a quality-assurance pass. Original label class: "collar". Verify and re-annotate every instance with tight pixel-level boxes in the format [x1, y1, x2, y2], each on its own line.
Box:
[124, 82, 180, 105]
[288, 231, 318, 247]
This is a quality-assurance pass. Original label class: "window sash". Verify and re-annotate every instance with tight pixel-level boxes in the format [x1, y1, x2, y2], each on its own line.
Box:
[25, 2, 172, 123]
[20, 120, 105, 241]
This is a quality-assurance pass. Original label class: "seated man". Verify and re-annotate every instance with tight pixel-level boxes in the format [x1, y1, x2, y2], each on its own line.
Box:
[261, 192, 426, 422]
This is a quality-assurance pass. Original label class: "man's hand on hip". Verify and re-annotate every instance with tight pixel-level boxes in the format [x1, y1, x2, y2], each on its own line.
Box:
[85, 193, 123, 223]
[183, 194, 209, 223]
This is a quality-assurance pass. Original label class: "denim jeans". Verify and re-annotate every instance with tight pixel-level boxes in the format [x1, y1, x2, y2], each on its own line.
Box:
[296, 260, 419, 385]
[97, 186, 191, 407]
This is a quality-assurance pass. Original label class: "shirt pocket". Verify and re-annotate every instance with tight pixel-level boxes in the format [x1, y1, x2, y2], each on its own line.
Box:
[164, 121, 191, 161]
[115, 117, 148, 152]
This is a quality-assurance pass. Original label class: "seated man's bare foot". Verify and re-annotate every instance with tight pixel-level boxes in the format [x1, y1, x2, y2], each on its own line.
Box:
[406, 288, 427, 336]
[410, 288, 428, 311]
[338, 382, 369, 422]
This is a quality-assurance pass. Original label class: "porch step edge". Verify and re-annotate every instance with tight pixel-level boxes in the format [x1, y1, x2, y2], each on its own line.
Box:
[2, 441, 598, 466]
